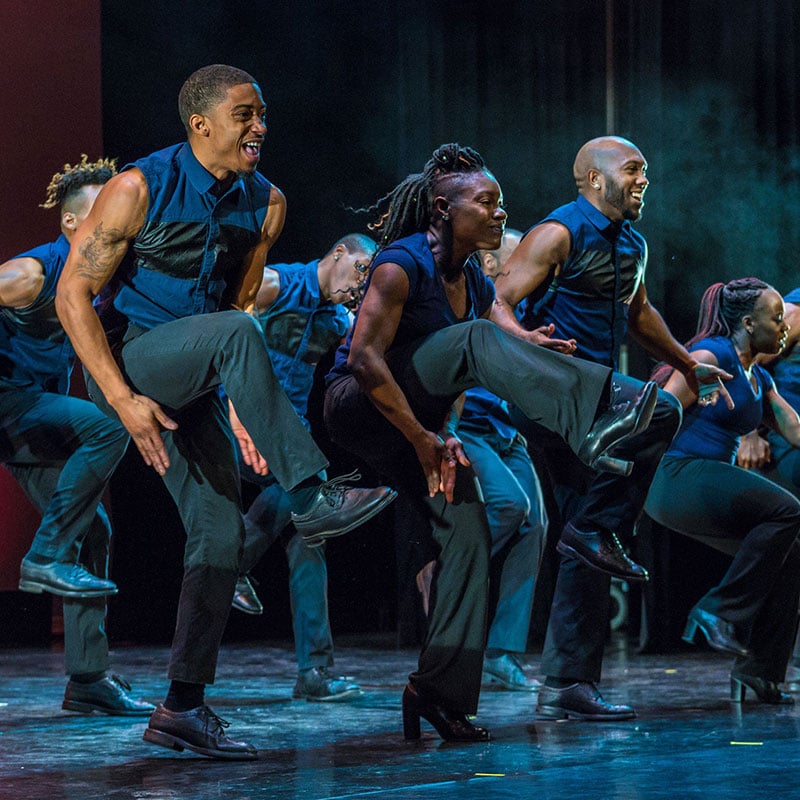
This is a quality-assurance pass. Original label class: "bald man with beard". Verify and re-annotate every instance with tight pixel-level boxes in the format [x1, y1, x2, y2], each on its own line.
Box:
[490, 136, 731, 720]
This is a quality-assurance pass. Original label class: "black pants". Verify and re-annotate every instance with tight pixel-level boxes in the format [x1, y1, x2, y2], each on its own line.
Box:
[512, 376, 681, 683]
[646, 455, 800, 682]
[324, 319, 612, 712]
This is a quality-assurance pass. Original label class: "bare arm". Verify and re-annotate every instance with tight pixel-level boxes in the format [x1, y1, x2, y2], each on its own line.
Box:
[231, 184, 286, 313]
[254, 268, 280, 314]
[628, 284, 734, 409]
[56, 169, 178, 476]
[348, 262, 451, 498]
[764, 385, 800, 448]
[489, 222, 577, 353]
[0, 257, 45, 308]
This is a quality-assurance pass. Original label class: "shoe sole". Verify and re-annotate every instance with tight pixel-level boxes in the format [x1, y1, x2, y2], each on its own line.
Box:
[143, 727, 258, 760]
[482, 673, 540, 692]
[535, 706, 636, 721]
[231, 601, 263, 616]
[62, 699, 155, 716]
[301, 489, 398, 547]
[555, 540, 648, 582]
[19, 580, 118, 598]
[294, 688, 364, 702]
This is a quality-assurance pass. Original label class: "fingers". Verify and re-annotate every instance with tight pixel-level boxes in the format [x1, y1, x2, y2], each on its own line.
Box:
[133, 432, 170, 476]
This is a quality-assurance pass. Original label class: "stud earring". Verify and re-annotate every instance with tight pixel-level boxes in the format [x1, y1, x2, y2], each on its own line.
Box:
[592, 183, 600, 189]
[442, 213, 449, 221]
[334, 254, 340, 261]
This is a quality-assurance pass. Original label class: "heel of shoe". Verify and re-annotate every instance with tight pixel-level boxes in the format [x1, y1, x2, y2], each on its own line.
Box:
[18, 580, 43, 594]
[143, 726, 185, 752]
[682, 618, 698, 645]
[62, 699, 94, 714]
[730, 677, 746, 703]
[591, 455, 633, 476]
[401, 686, 421, 740]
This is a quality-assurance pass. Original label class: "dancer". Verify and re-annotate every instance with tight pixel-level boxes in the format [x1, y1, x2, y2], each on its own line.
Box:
[492, 135, 729, 720]
[646, 278, 800, 705]
[56, 65, 394, 759]
[324, 143, 659, 741]
[0, 155, 152, 716]
[232, 233, 377, 702]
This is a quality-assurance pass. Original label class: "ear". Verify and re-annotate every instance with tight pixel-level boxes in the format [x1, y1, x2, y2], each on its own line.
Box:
[61, 210, 77, 233]
[481, 251, 498, 274]
[433, 195, 450, 219]
[587, 169, 602, 190]
[188, 113, 210, 137]
[742, 314, 755, 334]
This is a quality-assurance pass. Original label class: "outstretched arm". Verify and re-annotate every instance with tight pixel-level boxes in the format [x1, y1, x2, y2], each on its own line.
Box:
[628, 284, 734, 409]
[56, 169, 178, 476]
[490, 222, 577, 353]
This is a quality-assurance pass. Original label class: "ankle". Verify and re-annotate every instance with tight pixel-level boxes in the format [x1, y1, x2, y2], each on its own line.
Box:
[164, 680, 205, 712]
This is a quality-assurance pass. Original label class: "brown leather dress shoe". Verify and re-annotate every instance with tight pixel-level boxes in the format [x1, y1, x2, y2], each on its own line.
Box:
[536, 681, 635, 721]
[143, 704, 257, 760]
[232, 575, 263, 615]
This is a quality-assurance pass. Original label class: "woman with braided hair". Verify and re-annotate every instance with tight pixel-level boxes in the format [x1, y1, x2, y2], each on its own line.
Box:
[324, 143, 659, 740]
[646, 278, 800, 704]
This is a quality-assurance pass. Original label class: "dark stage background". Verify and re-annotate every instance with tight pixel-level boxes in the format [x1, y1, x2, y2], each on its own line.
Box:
[1, 1, 799, 646]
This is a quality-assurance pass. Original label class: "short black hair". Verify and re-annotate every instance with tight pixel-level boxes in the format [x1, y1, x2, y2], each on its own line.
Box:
[178, 64, 258, 133]
[40, 154, 117, 209]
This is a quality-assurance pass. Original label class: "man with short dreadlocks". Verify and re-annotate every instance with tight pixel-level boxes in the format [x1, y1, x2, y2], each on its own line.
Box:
[0, 155, 154, 716]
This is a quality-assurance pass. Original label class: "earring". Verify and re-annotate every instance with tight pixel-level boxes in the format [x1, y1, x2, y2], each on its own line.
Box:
[442, 213, 449, 221]
[334, 254, 340, 261]
[592, 183, 600, 189]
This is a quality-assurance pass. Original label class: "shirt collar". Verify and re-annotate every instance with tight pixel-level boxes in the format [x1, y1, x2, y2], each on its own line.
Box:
[575, 194, 626, 240]
[178, 142, 245, 198]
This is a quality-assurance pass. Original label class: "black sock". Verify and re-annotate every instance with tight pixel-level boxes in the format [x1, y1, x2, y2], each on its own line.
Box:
[485, 648, 504, 659]
[70, 671, 106, 684]
[164, 680, 205, 712]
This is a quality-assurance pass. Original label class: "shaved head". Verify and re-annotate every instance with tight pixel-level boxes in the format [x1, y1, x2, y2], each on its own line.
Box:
[573, 136, 644, 190]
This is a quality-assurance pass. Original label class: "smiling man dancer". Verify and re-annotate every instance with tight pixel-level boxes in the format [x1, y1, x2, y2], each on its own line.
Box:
[491, 135, 731, 720]
[56, 65, 394, 760]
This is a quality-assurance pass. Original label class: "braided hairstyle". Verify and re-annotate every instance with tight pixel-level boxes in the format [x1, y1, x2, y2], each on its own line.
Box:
[652, 277, 771, 386]
[40, 154, 117, 210]
[363, 143, 487, 247]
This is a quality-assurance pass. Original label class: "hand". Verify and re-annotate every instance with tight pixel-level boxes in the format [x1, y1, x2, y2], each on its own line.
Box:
[229, 400, 269, 476]
[737, 430, 771, 470]
[527, 323, 577, 354]
[690, 363, 735, 410]
[413, 430, 470, 501]
[114, 393, 178, 476]
[438, 433, 471, 503]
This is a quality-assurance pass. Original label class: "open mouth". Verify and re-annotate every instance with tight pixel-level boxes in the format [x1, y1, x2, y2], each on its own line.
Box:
[242, 141, 262, 162]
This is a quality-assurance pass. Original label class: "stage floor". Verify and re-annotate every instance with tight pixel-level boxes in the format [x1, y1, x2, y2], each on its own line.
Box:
[1, 636, 798, 799]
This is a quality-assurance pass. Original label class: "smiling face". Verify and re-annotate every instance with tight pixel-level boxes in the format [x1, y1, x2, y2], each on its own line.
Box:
[596, 145, 649, 222]
[745, 288, 789, 355]
[440, 170, 507, 252]
[190, 82, 267, 178]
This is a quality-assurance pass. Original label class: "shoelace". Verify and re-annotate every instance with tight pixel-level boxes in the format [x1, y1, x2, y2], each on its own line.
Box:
[319, 470, 362, 507]
[110, 674, 132, 692]
[200, 706, 231, 735]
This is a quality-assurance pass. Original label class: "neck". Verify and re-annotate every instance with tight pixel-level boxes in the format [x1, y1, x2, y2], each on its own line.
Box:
[427, 227, 469, 280]
[731, 330, 756, 370]
[317, 259, 332, 302]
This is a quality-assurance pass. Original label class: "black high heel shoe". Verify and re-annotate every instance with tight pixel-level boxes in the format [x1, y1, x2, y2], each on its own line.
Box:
[731, 673, 794, 705]
[401, 684, 490, 742]
[682, 607, 749, 657]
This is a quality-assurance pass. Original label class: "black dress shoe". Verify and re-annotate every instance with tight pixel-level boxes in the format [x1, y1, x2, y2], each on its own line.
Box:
[682, 607, 749, 657]
[19, 560, 118, 598]
[577, 380, 658, 475]
[143, 704, 257, 760]
[557, 522, 649, 582]
[62, 674, 155, 716]
[535, 681, 635, 721]
[293, 474, 397, 546]
[402, 684, 490, 742]
[232, 575, 263, 615]
[730, 673, 794, 705]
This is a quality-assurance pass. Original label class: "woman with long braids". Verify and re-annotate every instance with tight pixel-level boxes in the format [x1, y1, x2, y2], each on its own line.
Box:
[646, 278, 800, 704]
[324, 143, 662, 740]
